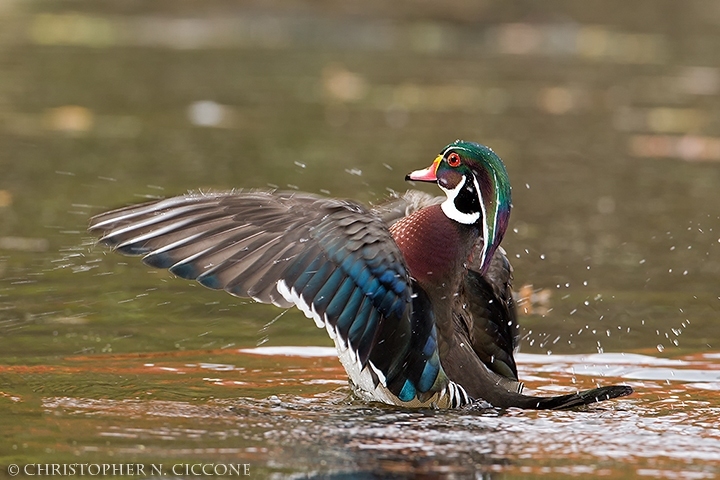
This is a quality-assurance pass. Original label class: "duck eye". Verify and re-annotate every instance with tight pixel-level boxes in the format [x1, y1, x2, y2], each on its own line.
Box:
[447, 152, 461, 167]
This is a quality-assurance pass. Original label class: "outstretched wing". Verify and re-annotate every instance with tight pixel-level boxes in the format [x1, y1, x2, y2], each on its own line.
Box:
[89, 191, 455, 406]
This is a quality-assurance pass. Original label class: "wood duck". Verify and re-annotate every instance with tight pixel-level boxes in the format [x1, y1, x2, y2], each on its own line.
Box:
[89, 140, 632, 409]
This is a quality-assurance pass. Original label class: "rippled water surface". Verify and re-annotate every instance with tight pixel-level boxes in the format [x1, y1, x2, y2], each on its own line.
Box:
[6, 347, 720, 478]
[2, 0, 720, 478]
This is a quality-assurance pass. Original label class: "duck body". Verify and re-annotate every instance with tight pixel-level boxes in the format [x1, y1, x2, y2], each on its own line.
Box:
[89, 141, 632, 409]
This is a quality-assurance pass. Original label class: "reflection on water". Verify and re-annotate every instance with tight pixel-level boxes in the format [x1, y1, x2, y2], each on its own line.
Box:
[2, 0, 720, 478]
[27, 347, 720, 478]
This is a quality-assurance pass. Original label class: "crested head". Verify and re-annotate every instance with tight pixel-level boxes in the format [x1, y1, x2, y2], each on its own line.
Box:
[406, 140, 512, 275]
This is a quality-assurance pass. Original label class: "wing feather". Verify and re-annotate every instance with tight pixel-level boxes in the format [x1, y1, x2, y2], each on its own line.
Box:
[89, 191, 451, 405]
[460, 241, 521, 386]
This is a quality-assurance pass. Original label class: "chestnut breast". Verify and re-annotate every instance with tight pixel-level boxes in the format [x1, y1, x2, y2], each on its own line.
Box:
[389, 204, 473, 286]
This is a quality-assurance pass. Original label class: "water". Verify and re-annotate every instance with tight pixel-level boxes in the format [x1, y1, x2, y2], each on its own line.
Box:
[7, 347, 720, 478]
[2, 1, 720, 478]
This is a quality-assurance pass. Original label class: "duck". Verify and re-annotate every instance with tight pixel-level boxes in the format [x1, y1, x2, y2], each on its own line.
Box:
[89, 140, 633, 409]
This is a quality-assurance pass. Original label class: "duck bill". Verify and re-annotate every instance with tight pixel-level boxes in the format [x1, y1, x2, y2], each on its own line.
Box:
[405, 156, 442, 182]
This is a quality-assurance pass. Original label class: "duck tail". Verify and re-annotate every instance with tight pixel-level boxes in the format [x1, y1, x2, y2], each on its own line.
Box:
[516, 384, 634, 410]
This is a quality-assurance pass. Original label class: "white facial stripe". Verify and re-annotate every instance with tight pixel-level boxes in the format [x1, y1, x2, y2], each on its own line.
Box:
[440, 176, 480, 224]
[473, 172, 490, 261]
[440, 145, 454, 157]
[441, 144, 471, 158]
[480, 170, 502, 268]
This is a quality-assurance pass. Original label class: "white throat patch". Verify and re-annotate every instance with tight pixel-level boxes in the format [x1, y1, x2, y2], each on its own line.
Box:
[440, 175, 481, 225]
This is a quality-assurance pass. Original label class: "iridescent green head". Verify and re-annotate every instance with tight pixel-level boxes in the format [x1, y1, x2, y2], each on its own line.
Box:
[406, 140, 512, 275]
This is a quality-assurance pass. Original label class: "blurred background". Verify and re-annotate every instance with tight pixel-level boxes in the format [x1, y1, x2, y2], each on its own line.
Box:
[2, 0, 719, 354]
[1, 0, 720, 478]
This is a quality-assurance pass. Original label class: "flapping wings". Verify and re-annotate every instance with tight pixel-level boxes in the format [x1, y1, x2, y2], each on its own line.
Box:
[89, 191, 452, 405]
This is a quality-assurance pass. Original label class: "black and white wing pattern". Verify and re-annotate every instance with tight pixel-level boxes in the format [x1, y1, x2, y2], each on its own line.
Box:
[89, 191, 466, 408]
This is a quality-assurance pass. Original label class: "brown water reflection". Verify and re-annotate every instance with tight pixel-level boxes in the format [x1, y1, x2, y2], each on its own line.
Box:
[2, 0, 720, 478]
[9, 347, 718, 479]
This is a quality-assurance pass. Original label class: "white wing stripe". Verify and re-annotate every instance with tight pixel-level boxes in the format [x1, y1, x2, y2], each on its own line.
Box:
[115, 217, 206, 249]
[276, 280, 325, 329]
[275, 279, 469, 408]
[142, 231, 207, 255]
[95, 203, 209, 234]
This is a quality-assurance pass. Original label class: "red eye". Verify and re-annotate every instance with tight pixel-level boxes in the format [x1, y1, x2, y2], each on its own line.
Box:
[447, 152, 461, 167]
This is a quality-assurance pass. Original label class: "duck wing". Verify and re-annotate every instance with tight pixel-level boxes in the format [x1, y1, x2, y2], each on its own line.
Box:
[462, 244, 521, 383]
[89, 191, 463, 407]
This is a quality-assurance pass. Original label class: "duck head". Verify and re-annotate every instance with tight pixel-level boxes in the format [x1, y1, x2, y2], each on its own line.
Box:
[406, 140, 512, 275]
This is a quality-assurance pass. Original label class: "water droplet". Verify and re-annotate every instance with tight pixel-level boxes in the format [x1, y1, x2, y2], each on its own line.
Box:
[657, 344, 665, 352]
